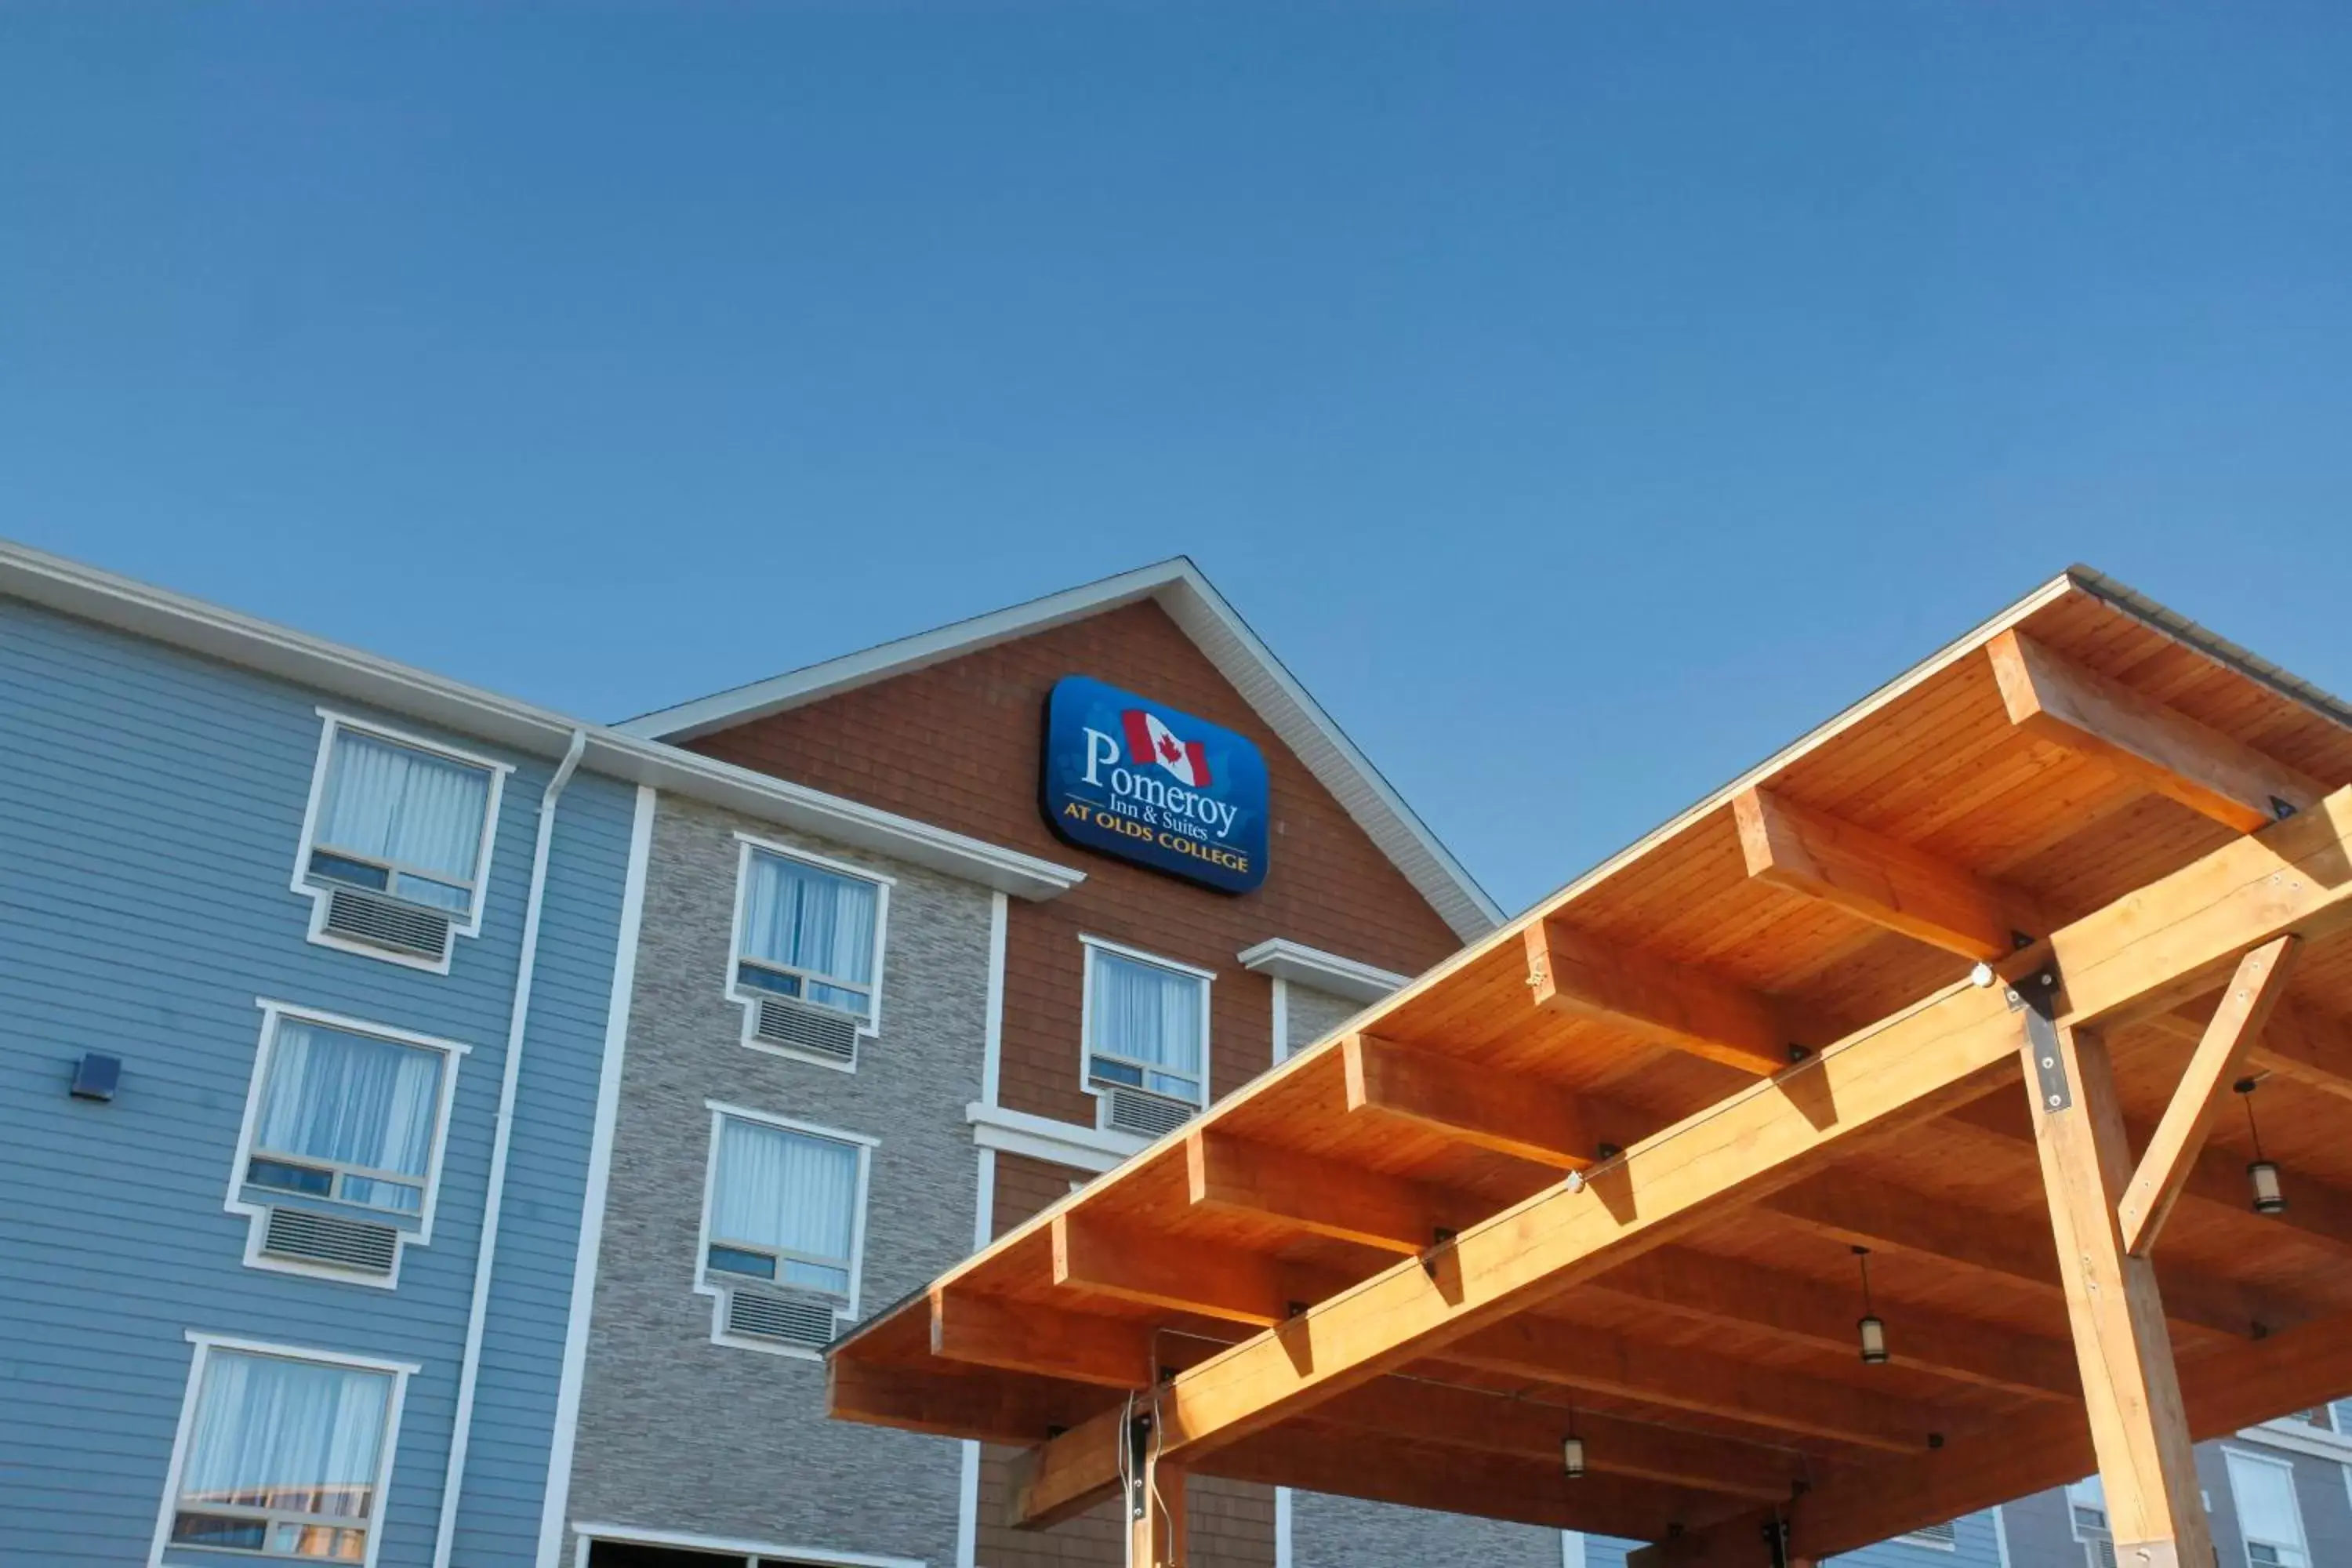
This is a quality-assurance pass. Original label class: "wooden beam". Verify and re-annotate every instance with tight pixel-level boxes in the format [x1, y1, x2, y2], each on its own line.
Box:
[1342, 1033, 1621, 1169]
[1052, 1212, 1298, 1327]
[1733, 786, 2047, 959]
[1763, 1175, 2280, 1342]
[1590, 1245, 2078, 1400]
[1000, 789, 2352, 1525]
[1207, 1421, 1711, 1541]
[1314, 1377, 1809, 1501]
[1185, 1128, 1468, 1254]
[1987, 628, 2324, 833]
[1524, 916, 1802, 1076]
[1439, 1315, 1943, 1454]
[2251, 1002, 2352, 1104]
[826, 1356, 1101, 1446]
[2028, 1023, 2212, 1568]
[2119, 936, 2302, 1256]
[930, 1288, 1154, 1388]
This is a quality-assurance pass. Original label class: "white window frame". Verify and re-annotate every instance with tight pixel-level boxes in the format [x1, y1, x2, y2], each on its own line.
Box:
[148, 1331, 417, 1568]
[290, 710, 513, 975]
[1078, 935, 1215, 1114]
[692, 1100, 877, 1362]
[724, 833, 893, 1069]
[225, 1000, 471, 1290]
[2223, 1446, 2312, 1568]
[1894, 1523, 1959, 1552]
[568, 1522, 924, 1568]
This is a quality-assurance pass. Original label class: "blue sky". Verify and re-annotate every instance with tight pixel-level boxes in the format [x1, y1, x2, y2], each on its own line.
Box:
[4, 3, 2347, 915]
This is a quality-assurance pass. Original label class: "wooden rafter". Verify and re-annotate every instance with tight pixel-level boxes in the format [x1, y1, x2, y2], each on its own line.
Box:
[1733, 785, 2048, 959]
[929, 1288, 1155, 1388]
[1184, 1128, 1471, 1255]
[1987, 628, 2324, 833]
[1053, 1212, 1323, 1327]
[1588, 1245, 2079, 1400]
[1523, 916, 1806, 1075]
[1436, 1315, 1945, 1453]
[993, 789, 2352, 1524]
[1343, 1033, 1634, 1169]
[2118, 936, 2302, 1257]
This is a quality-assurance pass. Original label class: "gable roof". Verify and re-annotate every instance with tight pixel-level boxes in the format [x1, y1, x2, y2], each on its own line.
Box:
[615, 557, 1504, 942]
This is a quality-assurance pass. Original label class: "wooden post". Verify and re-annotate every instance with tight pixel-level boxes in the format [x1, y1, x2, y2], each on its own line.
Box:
[1126, 1413, 1186, 1568]
[2024, 1008, 2213, 1568]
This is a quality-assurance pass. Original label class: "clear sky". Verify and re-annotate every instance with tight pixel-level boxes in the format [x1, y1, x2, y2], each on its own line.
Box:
[4, 4, 2347, 916]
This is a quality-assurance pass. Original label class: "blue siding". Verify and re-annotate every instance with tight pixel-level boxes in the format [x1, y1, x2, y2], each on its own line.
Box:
[0, 599, 630, 1566]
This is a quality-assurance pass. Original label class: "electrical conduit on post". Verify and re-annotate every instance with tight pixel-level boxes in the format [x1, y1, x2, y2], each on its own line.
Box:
[434, 726, 587, 1568]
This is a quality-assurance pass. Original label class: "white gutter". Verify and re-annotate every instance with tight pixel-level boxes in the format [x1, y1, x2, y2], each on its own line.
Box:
[434, 726, 588, 1567]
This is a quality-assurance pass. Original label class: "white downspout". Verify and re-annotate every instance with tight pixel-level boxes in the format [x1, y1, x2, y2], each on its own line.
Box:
[434, 726, 588, 1568]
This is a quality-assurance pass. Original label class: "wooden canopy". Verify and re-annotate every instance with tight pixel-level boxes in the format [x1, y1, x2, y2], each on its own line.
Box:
[826, 568, 2352, 1568]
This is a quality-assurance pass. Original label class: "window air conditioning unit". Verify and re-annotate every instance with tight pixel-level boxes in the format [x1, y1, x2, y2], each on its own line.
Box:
[1901, 1523, 1957, 1548]
[753, 995, 859, 1063]
[726, 1290, 838, 1348]
[1101, 1086, 1196, 1139]
[321, 887, 454, 963]
[261, 1207, 400, 1276]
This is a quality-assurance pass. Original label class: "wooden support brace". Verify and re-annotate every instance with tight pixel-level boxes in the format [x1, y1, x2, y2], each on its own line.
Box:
[931, 1287, 1156, 1388]
[2118, 936, 2301, 1257]
[1054, 1211, 1298, 1327]
[1733, 786, 2046, 960]
[1523, 916, 1804, 1076]
[2025, 1020, 2213, 1568]
[1987, 629, 2323, 833]
[1185, 1128, 1467, 1254]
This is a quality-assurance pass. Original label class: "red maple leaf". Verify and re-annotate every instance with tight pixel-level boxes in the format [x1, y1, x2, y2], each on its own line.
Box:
[1157, 733, 1185, 764]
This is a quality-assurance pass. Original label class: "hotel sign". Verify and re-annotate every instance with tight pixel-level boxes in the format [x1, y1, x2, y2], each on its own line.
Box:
[1041, 675, 1269, 894]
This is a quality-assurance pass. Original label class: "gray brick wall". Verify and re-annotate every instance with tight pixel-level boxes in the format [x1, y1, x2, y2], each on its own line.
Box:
[563, 793, 992, 1563]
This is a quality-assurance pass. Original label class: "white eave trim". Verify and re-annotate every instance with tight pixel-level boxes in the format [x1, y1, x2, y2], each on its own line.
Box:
[615, 556, 1504, 942]
[0, 539, 1084, 902]
[2238, 1421, 2352, 1464]
[1236, 938, 1410, 1004]
[966, 1102, 1145, 1174]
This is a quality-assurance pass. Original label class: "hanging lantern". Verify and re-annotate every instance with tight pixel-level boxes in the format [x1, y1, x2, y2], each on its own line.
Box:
[1853, 1246, 1889, 1366]
[2236, 1078, 2288, 1216]
[1562, 1414, 1586, 1479]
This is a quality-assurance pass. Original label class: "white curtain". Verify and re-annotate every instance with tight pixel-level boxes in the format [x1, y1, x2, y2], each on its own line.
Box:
[713, 1118, 858, 1292]
[2227, 1455, 2307, 1561]
[256, 1022, 443, 1211]
[179, 1351, 390, 1519]
[1091, 951, 1203, 1091]
[318, 731, 490, 894]
[742, 852, 877, 1003]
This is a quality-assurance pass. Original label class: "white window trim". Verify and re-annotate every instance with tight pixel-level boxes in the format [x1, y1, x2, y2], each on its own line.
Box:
[291, 709, 514, 975]
[226, 1000, 472, 1290]
[1893, 1524, 1959, 1552]
[724, 832, 894, 1071]
[569, 1521, 923, 1568]
[2223, 1445, 2312, 1568]
[1078, 935, 1214, 1118]
[149, 1331, 419, 1568]
[694, 1099, 877, 1362]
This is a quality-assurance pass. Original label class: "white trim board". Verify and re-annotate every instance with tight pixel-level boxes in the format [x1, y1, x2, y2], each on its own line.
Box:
[966, 1102, 1145, 1173]
[0, 538, 1085, 902]
[612, 557, 1504, 942]
[568, 1521, 924, 1568]
[534, 782, 658, 1568]
[1236, 938, 1409, 1004]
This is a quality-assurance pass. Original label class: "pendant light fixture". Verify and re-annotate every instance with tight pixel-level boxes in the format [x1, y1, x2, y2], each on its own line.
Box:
[2236, 1078, 2287, 1215]
[1561, 1409, 1585, 1479]
[1853, 1246, 1889, 1365]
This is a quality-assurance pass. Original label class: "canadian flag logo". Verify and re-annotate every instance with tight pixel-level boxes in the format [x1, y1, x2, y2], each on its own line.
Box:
[1120, 709, 1214, 789]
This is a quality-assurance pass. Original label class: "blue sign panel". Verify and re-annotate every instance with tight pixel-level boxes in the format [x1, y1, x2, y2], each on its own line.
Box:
[1041, 676, 1269, 894]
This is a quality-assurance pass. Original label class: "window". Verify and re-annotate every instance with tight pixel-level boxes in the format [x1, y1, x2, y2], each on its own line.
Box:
[695, 1104, 874, 1356]
[727, 838, 891, 1063]
[293, 714, 508, 969]
[1083, 939, 1211, 1110]
[2226, 1450, 2310, 1568]
[1896, 1522, 1957, 1549]
[228, 1004, 468, 1285]
[156, 1336, 411, 1566]
[2067, 1476, 2117, 1568]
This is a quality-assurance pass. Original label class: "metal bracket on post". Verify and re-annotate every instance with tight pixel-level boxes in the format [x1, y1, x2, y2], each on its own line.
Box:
[2005, 964, 2070, 1112]
[1761, 1514, 1792, 1568]
[1127, 1414, 1153, 1522]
